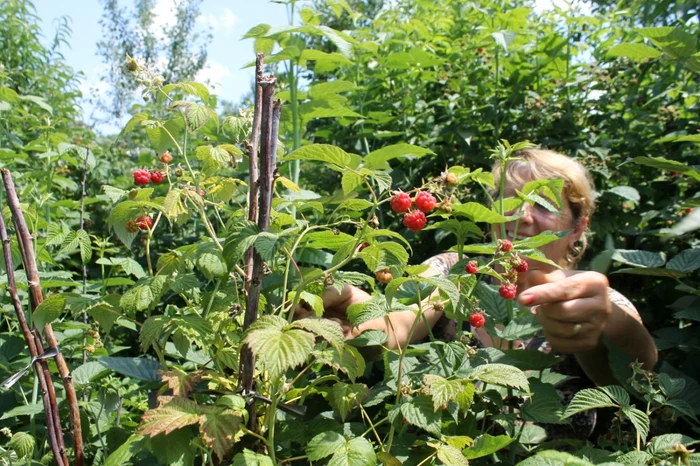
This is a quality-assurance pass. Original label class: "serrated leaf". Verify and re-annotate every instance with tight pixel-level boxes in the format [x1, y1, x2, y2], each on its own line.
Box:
[469, 364, 529, 392]
[328, 382, 368, 421]
[452, 203, 508, 223]
[400, 395, 442, 436]
[10, 432, 35, 459]
[666, 249, 700, 272]
[608, 186, 640, 202]
[622, 406, 649, 441]
[430, 442, 470, 466]
[659, 373, 686, 398]
[33, 294, 67, 328]
[0, 404, 44, 420]
[103, 434, 145, 466]
[284, 144, 351, 167]
[243, 315, 315, 378]
[632, 156, 700, 182]
[198, 407, 244, 459]
[99, 356, 161, 381]
[424, 374, 475, 413]
[138, 397, 200, 437]
[599, 385, 630, 406]
[232, 449, 275, 465]
[347, 329, 388, 347]
[639, 26, 697, 59]
[563, 388, 617, 418]
[292, 317, 345, 353]
[363, 143, 433, 170]
[608, 43, 662, 60]
[307, 431, 346, 461]
[648, 433, 697, 455]
[611, 249, 666, 268]
[463, 434, 513, 460]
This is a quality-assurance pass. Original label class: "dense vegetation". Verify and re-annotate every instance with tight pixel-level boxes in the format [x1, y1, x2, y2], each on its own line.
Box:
[0, 0, 698, 465]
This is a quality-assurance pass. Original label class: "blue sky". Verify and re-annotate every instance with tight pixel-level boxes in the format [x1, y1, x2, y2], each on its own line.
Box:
[35, 0, 289, 133]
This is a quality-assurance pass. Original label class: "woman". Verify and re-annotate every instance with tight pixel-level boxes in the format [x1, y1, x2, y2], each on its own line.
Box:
[299, 148, 658, 388]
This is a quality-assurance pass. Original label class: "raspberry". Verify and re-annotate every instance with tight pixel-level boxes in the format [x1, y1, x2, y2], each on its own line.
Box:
[126, 220, 139, 233]
[499, 239, 513, 253]
[465, 261, 478, 274]
[514, 257, 528, 273]
[414, 191, 437, 213]
[160, 151, 173, 164]
[477, 47, 485, 54]
[469, 312, 485, 328]
[403, 210, 427, 232]
[390, 192, 412, 213]
[135, 215, 153, 231]
[150, 171, 165, 185]
[375, 268, 393, 284]
[133, 169, 150, 186]
[499, 283, 517, 300]
[685, 208, 694, 215]
[358, 242, 371, 252]
[445, 173, 458, 186]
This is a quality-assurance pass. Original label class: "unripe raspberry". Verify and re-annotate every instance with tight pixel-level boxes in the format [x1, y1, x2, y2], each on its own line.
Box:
[150, 171, 164, 184]
[126, 220, 140, 233]
[358, 242, 370, 252]
[403, 210, 427, 232]
[375, 268, 393, 284]
[499, 283, 517, 300]
[445, 172, 458, 186]
[499, 239, 513, 253]
[390, 191, 412, 213]
[469, 311, 486, 328]
[160, 151, 173, 164]
[133, 169, 150, 186]
[414, 191, 437, 213]
[514, 257, 529, 273]
[135, 215, 153, 231]
[465, 261, 478, 274]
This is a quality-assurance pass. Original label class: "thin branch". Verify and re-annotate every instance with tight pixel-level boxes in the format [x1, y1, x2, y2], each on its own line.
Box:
[1, 169, 84, 466]
[0, 212, 65, 466]
[80, 149, 89, 368]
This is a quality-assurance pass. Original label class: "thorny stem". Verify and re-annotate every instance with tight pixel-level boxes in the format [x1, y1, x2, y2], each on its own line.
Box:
[80, 148, 90, 367]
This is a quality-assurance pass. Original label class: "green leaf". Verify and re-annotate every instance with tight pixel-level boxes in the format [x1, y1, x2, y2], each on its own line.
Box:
[424, 374, 475, 413]
[307, 431, 347, 461]
[648, 434, 697, 455]
[517, 450, 595, 466]
[631, 156, 700, 182]
[198, 407, 244, 459]
[400, 395, 442, 436]
[99, 356, 161, 381]
[613, 267, 686, 278]
[138, 397, 200, 437]
[520, 380, 566, 424]
[563, 388, 617, 418]
[0, 404, 44, 420]
[292, 317, 345, 353]
[468, 364, 529, 392]
[639, 26, 697, 59]
[232, 449, 275, 465]
[73, 361, 111, 386]
[33, 294, 67, 328]
[463, 434, 513, 460]
[452, 203, 509, 223]
[430, 442, 470, 466]
[328, 382, 368, 421]
[611, 249, 666, 268]
[284, 144, 351, 167]
[667, 249, 700, 272]
[308, 80, 356, 99]
[503, 349, 561, 371]
[347, 329, 388, 347]
[599, 385, 630, 406]
[10, 432, 35, 459]
[363, 143, 434, 170]
[243, 315, 315, 378]
[622, 406, 649, 442]
[607, 186, 640, 203]
[327, 436, 377, 466]
[341, 171, 364, 195]
[608, 43, 662, 60]
[103, 435, 145, 466]
[659, 373, 686, 398]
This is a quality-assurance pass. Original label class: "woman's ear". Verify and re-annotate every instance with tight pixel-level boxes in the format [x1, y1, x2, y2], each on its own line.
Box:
[569, 216, 589, 246]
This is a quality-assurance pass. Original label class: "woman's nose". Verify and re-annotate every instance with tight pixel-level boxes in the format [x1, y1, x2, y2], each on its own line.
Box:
[519, 203, 535, 224]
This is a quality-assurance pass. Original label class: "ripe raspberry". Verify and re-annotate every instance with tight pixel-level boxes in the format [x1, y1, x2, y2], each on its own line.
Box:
[135, 215, 153, 231]
[160, 151, 173, 164]
[375, 268, 393, 284]
[465, 261, 478, 274]
[414, 191, 437, 213]
[477, 47, 485, 54]
[469, 312, 486, 328]
[150, 171, 164, 185]
[514, 257, 529, 273]
[133, 169, 150, 186]
[685, 208, 694, 215]
[390, 192, 412, 213]
[499, 283, 517, 300]
[403, 210, 427, 232]
[499, 239, 513, 253]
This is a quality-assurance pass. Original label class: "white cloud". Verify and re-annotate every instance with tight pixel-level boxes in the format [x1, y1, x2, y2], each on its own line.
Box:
[198, 8, 238, 36]
[533, 0, 592, 15]
[195, 60, 232, 91]
[149, 0, 178, 40]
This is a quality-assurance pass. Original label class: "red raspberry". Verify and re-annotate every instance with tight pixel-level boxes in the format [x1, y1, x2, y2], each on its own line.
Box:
[469, 311, 486, 328]
[390, 192, 412, 213]
[135, 215, 153, 231]
[499, 239, 513, 253]
[133, 169, 150, 186]
[160, 151, 173, 164]
[514, 257, 528, 273]
[150, 171, 164, 185]
[403, 210, 427, 232]
[358, 242, 371, 252]
[465, 261, 478, 274]
[499, 283, 517, 300]
[414, 191, 437, 213]
[685, 208, 694, 215]
[477, 47, 485, 53]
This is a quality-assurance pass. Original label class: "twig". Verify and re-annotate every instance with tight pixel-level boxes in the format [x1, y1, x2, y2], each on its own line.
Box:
[0, 211, 66, 466]
[1, 169, 84, 466]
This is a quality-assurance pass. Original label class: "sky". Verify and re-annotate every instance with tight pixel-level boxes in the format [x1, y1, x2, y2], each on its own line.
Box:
[34, 0, 289, 133]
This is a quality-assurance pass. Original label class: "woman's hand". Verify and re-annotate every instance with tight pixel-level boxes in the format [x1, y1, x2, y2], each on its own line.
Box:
[294, 285, 371, 337]
[516, 269, 612, 354]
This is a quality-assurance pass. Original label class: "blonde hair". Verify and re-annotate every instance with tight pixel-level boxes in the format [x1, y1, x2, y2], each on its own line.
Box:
[491, 148, 596, 265]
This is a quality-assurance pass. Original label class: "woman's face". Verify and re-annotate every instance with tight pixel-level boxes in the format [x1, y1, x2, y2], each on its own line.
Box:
[499, 173, 587, 269]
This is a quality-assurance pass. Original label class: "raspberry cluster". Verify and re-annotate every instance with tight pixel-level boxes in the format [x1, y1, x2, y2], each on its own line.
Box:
[133, 169, 165, 186]
[390, 190, 437, 232]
